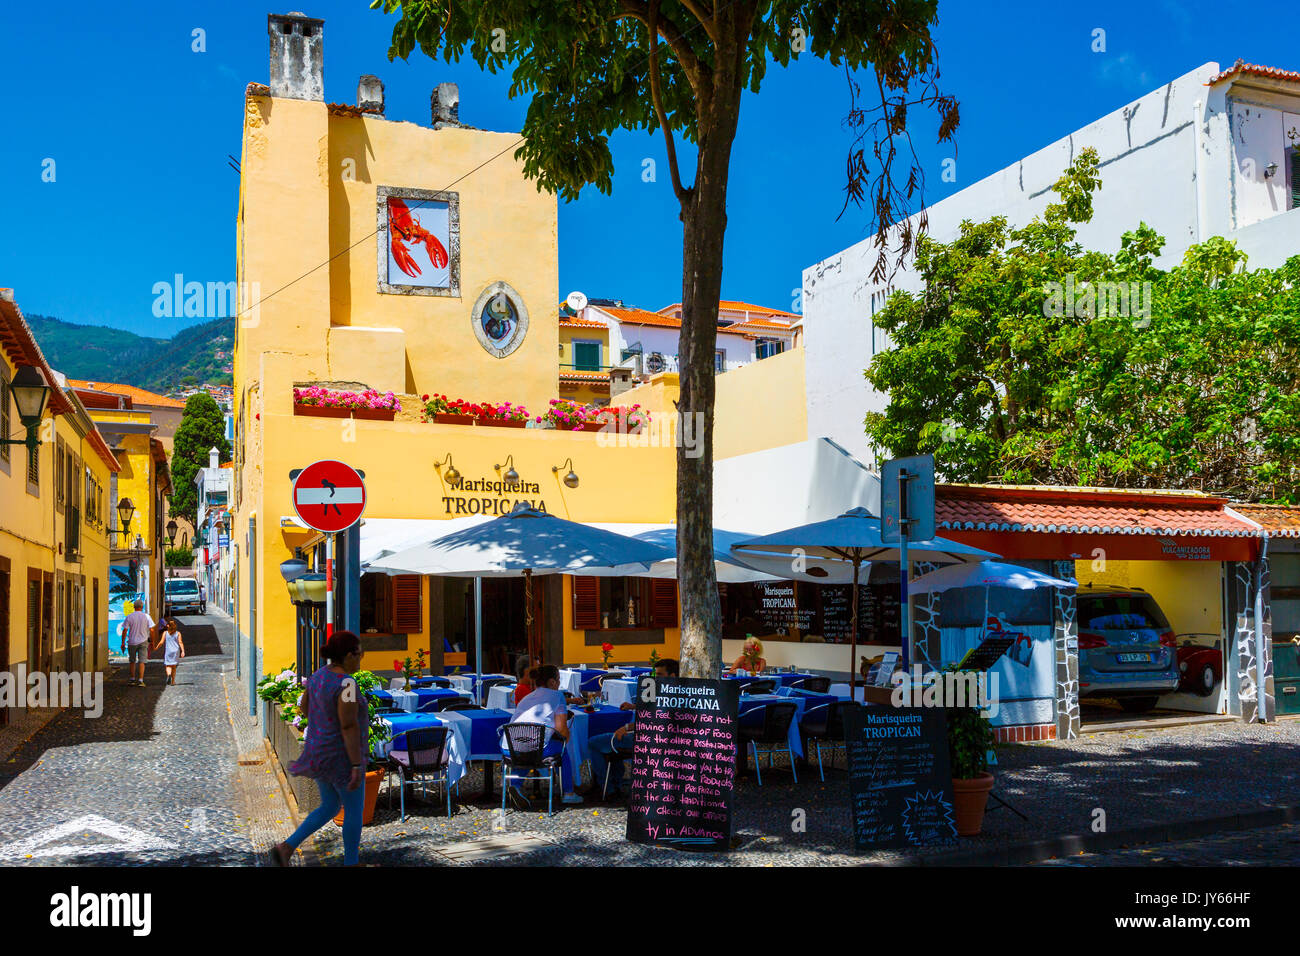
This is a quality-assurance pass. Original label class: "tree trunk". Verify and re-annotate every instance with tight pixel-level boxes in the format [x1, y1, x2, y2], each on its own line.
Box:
[676, 59, 744, 680]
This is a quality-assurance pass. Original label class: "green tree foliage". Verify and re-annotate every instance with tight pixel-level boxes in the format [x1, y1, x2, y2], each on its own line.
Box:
[169, 394, 232, 526]
[372, 0, 957, 675]
[865, 148, 1300, 502]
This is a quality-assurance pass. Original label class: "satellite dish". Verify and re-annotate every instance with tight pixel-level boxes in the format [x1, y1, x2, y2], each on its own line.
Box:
[565, 291, 588, 312]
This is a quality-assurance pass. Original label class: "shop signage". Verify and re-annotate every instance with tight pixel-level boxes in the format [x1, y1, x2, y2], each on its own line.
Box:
[842, 706, 958, 852]
[440, 476, 549, 516]
[626, 676, 739, 852]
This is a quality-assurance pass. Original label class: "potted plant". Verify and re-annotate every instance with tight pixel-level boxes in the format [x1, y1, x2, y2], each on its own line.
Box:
[544, 398, 599, 431]
[294, 385, 401, 421]
[946, 677, 997, 836]
[600, 641, 614, 667]
[334, 670, 389, 827]
[475, 401, 530, 428]
[595, 404, 650, 434]
[423, 393, 475, 425]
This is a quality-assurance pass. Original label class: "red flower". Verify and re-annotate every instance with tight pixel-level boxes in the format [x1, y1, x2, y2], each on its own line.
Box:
[393, 659, 403, 671]
[601, 642, 613, 654]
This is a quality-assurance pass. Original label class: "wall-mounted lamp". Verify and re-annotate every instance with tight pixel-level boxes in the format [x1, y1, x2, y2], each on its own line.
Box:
[166, 518, 178, 547]
[1265, 162, 1279, 179]
[0, 365, 51, 451]
[495, 454, 519, 483]
[552, 457, 580, 489]
[435, 453, 461, 485]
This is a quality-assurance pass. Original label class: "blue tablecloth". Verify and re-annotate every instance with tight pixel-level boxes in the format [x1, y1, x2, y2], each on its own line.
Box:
[441, 708, 512, 759]
[576, 669, 614, 693]
[562, 705, 634, 785]
[772, 672, 819, 688]
[412, 687, 471, 710]
[739, 693, 809, 758]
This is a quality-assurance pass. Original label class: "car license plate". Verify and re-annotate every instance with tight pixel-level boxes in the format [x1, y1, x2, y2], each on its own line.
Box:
[1117, 652, 1152, 663]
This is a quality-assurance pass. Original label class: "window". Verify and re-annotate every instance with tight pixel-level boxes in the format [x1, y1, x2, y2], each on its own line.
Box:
[571, 576, 677, 630]
[360, 572, 422, 633]
[55, 438, 65, 512]
[756, 338, 784, 360]
[27, 440, 38, 488]
[714, 349, 726, 373]
[0, 367, 9, 464]
[572, 340, 602, 372]
[1289, 147, 1300, 211]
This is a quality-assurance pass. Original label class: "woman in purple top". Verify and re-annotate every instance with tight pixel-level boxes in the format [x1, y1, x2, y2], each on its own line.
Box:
[271, 631, 369, 866]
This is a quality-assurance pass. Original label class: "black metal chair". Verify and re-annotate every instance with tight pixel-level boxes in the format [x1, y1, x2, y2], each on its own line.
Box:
[791, 676, 831, 693]
[420, 676, 452, 688]
[738, 701, 799, 785]
[597, 671, 628, 688]
[431, 694, 474, 712]
[386, 726, 455, 820]
[440, 699, 482, 712]
[600, 736, 636, 799]
[477, 677, 512, 704]
[498, 722, 562, 815]
[802, 701, 859, 778]
[744, 679, 777, 695]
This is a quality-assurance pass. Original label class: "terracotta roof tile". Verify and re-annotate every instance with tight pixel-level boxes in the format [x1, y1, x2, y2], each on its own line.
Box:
[559, 315, 609, 329]
[601, 306, 682, 329]
[936, 484, 1258, 537]
[67, 379, 187, 409]
[1230, 504, 1300, 537]
[1208, 61, 1300, 86]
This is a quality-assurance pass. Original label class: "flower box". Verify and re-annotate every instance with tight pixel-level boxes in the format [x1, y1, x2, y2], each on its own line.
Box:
[294, 403, 396, 422]
[432, 413, 475, 425]
[477, 418, 527, 428]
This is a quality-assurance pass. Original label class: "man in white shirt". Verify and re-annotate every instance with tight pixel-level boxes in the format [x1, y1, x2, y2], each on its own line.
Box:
[504, 664, 583, 808]
[120, 607, 157, 686]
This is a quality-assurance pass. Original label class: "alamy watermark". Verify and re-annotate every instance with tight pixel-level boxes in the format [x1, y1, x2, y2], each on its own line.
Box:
[1043, 274, 1152, 327]
[0, 666, 104, 718]
[890, 666, 1000, 719]
[595, 411, 704, 458]
[151, 273, 261, 325]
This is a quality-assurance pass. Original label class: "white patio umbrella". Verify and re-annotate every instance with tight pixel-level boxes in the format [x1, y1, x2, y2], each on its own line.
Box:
[368, 506, 672, 668]
[907, 560, 1077, 641]
[624, 527, 786, 584]
[732, 507, 998, 690]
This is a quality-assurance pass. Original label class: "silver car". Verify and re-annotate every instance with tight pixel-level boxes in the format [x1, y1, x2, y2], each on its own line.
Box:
[1076, 586, 1179, 713]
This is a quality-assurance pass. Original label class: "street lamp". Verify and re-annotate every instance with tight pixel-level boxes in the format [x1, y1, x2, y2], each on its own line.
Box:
[0, 365, 52, 451]
[109, 497, 136, 547]
[166, 518, 178, 547]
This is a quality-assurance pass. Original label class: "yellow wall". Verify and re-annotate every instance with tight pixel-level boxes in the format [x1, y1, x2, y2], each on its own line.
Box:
[1074, 558, 1223, 637]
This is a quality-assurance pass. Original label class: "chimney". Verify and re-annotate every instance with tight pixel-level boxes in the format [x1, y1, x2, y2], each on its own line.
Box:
[431, 82, 460, 128]
[357, 74, 384, 114]
[209, 447, 220, 469]
[268, 12, 325, 102]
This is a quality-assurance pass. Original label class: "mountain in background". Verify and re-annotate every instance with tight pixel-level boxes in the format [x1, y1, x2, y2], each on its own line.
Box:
[26, 315, 234, 393]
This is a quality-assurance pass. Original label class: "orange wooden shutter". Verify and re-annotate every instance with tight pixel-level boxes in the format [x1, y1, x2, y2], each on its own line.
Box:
[572, 576, 600, 629]
[648, 579, 679, 628]
[392, 575, 422, 633]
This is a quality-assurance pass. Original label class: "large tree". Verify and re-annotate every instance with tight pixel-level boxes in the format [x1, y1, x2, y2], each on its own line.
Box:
[865, 149, 1300, 502]
[169, 393, 232, 526]
[373, 0, 958, 676]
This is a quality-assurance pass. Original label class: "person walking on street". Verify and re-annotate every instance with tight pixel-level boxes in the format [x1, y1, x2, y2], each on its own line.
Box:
[271, 631, 369, 867]
[119, 606, 157, 686]
[152, 618, 186, 685]
[199, 582, 207, 614]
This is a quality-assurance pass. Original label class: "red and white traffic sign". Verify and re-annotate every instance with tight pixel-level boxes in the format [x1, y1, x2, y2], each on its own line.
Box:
[292, 460, 366, 533]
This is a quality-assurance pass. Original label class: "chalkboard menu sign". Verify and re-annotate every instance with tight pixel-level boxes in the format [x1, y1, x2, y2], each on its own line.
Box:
[821, 584, 902, 643]
[841, 706, 958, 852]
[626, 676, 740, 852]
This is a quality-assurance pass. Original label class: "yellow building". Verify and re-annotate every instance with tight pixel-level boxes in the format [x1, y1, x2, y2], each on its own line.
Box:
[0, 290, 120, 702]
[69, 384, 173, 634]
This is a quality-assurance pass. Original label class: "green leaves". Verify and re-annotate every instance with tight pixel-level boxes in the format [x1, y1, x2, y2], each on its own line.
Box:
[169, 393, 232, 526]
[866, 149, 1300, 503]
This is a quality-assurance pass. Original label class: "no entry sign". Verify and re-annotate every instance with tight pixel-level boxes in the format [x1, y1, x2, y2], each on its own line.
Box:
[292, 460, 366, 533]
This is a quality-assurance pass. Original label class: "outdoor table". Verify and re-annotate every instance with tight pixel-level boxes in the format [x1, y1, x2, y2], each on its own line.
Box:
[486, 683, 517, 712]
[441, 708, 512, 795]
[558, 669, 582, 695]
[563, 704, 635, 785]
[446, 673, 511, 701]
[828, 683, 877, 702]
[738, 692, 810, 759]
[412, 687, 470, 711]
[624, 667, 651, 678]
[602, 678, 638, 708]
[576, 668, 614, 694]
[380, 689, 419, 713]
[374, 712, 468, 785]
[771, 672, 818, 688]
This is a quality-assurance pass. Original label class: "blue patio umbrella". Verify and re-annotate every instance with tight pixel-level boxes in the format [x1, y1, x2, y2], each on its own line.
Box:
[732, 508, 998, 688]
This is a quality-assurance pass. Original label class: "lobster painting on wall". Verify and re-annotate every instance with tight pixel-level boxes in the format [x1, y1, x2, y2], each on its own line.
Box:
[385, 196, 451, 289]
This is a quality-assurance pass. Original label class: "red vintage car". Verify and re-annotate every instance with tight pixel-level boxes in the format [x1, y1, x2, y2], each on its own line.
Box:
[1176, 637, 1222, 696]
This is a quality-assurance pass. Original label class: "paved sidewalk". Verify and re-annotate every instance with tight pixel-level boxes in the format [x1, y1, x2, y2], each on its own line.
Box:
[0, 612, 262, 866]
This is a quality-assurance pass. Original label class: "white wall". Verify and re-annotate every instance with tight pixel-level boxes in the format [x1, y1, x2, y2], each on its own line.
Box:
[801, 62, 1300, 466]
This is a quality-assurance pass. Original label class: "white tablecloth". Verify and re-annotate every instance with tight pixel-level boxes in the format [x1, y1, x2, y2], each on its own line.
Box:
[448, 675, 474, 695]
[603, 678, 637, 708]
[388, 689, 418, 713]
[558, 669, 581, 695]
[486, 684, 516, 713]
[828, 683, 876, 702]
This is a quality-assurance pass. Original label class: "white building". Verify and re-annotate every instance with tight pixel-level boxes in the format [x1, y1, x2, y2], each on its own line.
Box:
[194, 446, 233, 613]
[801, 60, 1300, 465]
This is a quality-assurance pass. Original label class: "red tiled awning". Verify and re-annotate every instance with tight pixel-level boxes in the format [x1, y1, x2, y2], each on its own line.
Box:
[935, 484, 1260, 562]
[1231, 504, 1300, 538]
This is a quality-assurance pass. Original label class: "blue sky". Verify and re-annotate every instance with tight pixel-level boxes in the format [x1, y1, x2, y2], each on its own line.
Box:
[0, 0, 1285, 337]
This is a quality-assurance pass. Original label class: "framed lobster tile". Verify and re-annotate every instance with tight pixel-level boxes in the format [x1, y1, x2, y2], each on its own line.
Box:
[376, 184, 461, 297]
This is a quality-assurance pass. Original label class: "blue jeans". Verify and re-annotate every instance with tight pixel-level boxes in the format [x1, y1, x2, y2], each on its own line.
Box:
[588, 732, 634, 794]
[284, 777, 365, 865]
[502, 736, 574, 793]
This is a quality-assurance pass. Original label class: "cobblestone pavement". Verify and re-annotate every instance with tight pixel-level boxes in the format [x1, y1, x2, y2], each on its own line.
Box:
[1032, 822, 1300, 866]
[0, 613, 258, 866]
